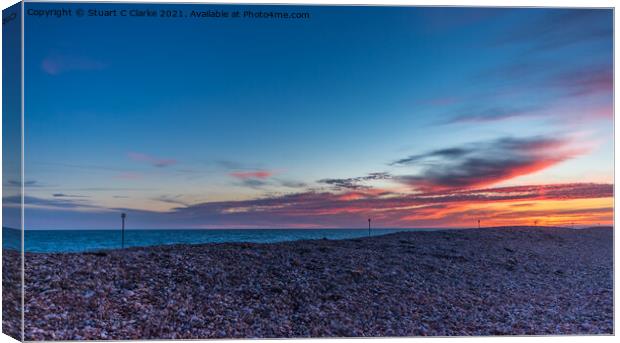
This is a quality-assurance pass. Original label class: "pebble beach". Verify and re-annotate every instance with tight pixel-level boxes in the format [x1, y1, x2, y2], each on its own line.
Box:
[3, 226, 614, 340]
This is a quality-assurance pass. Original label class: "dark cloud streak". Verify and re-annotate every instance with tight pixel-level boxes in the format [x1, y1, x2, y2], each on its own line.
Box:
[392, 136, 582, 191]
[319, 172, 391, 190]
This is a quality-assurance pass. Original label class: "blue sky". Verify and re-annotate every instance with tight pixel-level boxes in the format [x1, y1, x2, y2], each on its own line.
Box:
[2, 1, 22, 230]
[13, 4, 613, 229]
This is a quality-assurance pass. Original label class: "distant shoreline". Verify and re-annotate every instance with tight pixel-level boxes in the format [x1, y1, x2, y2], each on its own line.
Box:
[3, 225, 614, 254]
[4, 225, 613, 231]
[3, 226, 613, 254]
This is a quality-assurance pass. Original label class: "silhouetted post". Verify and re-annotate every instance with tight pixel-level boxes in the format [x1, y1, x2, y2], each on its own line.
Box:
[478, 219, 480, 229]
[121, 213, 127, 248]
[368, 218, 371, 237]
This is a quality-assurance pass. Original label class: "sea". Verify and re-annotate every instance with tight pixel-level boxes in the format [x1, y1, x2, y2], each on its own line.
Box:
[2, 227, 436, 253]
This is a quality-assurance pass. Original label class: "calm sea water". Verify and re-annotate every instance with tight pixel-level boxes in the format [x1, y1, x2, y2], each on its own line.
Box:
[3, 227, 435, 253]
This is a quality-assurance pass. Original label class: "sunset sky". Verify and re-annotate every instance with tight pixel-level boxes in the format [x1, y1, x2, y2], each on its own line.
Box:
[11, 4, 613, 229]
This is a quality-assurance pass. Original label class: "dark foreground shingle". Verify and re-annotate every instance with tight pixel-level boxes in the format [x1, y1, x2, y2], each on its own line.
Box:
[8, 226, 613, 340]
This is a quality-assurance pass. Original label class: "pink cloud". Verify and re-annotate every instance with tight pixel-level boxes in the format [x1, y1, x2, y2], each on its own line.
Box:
[22, 181, 612, 229]
[153, 182, 612, 228]
[230, 170, 273, 180]
[41, 54, 105, 75]
[127, 152, 177, 167]
[592, 106, 613, 120]
[552, 67, 612, 97]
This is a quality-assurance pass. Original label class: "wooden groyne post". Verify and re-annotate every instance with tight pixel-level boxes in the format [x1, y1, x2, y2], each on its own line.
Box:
[121, 213, 127, 248]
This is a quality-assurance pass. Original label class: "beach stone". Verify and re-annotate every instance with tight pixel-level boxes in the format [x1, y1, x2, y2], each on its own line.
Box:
[9, 226, 613, 340]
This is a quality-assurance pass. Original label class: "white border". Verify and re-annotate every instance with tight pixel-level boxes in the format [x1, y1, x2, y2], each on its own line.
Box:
[0, 1, 617, 343]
